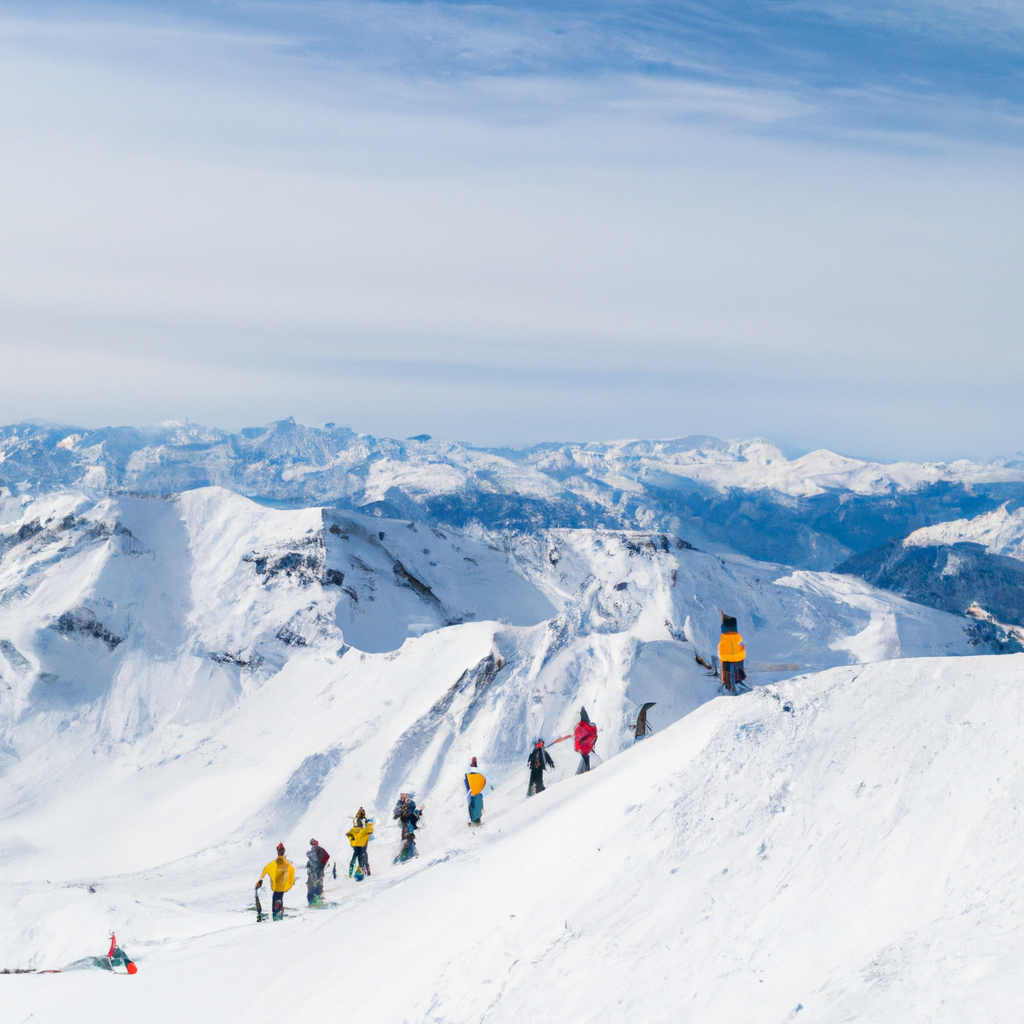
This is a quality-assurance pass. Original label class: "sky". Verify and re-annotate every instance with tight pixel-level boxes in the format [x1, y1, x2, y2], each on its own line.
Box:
[0, 1, 1022, 461]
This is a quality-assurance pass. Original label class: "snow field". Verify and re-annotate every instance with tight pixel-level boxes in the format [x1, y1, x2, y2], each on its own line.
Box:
[6, 655, 1024, 1022]
[3, 486, 1019, 1021]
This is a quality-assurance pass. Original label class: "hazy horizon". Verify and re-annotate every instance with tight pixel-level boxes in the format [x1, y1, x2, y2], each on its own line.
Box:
[2, 1, 1022, 462]
[3, 415, 1022, 468]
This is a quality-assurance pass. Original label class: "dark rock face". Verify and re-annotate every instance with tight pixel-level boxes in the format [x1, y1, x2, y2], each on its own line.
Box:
[13, 521, 44, 544]
[836, 542, 1024, 627]
[964, 617, 1024, 654]
[243, 535, 326, 587]
[53, 608, 123, 650]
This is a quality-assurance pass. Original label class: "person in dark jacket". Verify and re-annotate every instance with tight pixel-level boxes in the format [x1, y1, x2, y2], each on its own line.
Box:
[527, 739, 555, 796]
[574, 707, 598, 773]
[305, 838, 330, 905]
[393, 793, 422, 863]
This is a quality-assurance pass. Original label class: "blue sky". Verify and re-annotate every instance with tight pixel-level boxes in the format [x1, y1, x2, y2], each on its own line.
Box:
[0, 1, 1022, 459]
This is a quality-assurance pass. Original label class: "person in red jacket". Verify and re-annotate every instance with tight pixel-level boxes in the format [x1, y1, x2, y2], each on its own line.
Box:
[574, 706, 598, 774]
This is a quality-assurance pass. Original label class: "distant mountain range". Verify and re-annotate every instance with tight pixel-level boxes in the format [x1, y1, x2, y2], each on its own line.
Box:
[4, 419, 1024, 574]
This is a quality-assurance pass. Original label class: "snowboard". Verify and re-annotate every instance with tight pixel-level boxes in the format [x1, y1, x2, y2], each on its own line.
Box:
[634, 702, 656, 740]
[393, 838, 417, 864]
[255, 888, 264, 922]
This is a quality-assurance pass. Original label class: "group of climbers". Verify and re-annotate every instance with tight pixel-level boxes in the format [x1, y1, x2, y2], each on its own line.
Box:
[255, 811, 376, 919]
[255, 838, 334, 919]
[255, 615, 745, 920]
[527, 704, 599, 795]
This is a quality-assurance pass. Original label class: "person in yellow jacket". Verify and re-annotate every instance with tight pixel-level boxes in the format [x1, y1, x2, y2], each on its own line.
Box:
[718, 613, 747, 694]
[256, 842, 295, 920]
[346, 809, 374, 879]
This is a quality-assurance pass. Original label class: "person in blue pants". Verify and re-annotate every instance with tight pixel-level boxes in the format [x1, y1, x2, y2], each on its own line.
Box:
[465, 757, 486, 825]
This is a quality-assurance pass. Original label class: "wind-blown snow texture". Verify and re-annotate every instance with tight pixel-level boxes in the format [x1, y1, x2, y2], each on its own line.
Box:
[2, 426, 1022, 1020]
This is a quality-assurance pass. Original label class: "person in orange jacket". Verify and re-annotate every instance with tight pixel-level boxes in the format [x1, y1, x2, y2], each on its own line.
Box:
[256, 842, 295, 921]
[465, 757, 486, 825]
[718, 613, 747, 693]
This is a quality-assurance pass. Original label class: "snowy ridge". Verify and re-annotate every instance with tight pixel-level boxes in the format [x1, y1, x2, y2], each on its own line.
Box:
[0, 486, 980, 758]
[3, 420, 1024, 506]
[8, 420, 1024, 576]
[553, 435, 1024, 498]
[904, 503, 1024, 560]
[0, 486, 982, 867]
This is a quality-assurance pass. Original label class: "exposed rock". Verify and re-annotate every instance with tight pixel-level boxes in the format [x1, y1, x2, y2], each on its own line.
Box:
[392, 561, 439, 604]
[52, 608, 123, 650]
[837, 541, 1024, 628]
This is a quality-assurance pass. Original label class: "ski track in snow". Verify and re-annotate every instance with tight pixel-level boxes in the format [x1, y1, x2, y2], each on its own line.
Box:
[0, 487, 1017, 1022]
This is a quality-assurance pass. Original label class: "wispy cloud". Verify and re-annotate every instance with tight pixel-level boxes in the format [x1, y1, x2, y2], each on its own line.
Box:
[5, 0, 1023, 142]
[0, 2, 1022, 459]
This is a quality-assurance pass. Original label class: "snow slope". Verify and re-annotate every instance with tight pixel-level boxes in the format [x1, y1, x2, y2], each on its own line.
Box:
[0, 486, 980, 790]
[5, 655, 1023, 1023]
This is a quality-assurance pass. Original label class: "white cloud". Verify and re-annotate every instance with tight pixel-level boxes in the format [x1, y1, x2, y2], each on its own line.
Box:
[0, 6, 1022, 460]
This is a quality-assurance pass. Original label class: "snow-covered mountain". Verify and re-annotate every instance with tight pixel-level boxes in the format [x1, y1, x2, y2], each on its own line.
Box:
[904, 503, 1024, 560]
[0, 485, 983, 763]
[837, 539, 1024, 633]
[5, 419, 1024, 571]
[0, 488, 985, 887]
[836, 501, 1024, 628]
[4, 428, 1023, 1019]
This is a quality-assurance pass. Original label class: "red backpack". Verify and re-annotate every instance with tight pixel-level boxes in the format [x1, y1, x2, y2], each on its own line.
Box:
[574, 720, 598, 755]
